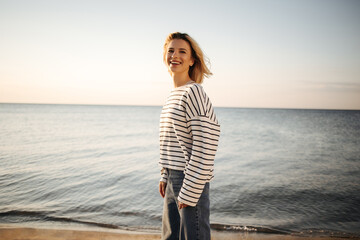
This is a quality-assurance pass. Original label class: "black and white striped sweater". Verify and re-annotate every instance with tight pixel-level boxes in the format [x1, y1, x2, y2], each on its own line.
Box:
[159, 81, 220, 206]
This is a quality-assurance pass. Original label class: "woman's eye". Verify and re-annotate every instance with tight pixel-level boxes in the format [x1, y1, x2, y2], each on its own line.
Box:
[168, 50, 174, 53]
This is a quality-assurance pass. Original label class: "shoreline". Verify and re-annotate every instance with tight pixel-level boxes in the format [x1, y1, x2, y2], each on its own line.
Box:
[1, 224, 358, 240]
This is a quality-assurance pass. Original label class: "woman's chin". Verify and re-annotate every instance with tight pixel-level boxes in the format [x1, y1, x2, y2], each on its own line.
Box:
[168, 67, 187, 75]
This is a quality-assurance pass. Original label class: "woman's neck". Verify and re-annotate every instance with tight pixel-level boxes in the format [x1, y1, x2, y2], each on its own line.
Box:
[172, 72, 192, 88]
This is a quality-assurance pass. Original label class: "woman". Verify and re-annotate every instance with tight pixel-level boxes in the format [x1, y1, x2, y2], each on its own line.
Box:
[159, 32, 220, 240]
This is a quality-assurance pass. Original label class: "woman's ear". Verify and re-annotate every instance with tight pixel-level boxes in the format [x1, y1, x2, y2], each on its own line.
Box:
[190, 57, 194, 67]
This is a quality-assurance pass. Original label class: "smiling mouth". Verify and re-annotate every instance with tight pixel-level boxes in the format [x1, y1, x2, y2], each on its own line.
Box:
[170, 61, 181, 65]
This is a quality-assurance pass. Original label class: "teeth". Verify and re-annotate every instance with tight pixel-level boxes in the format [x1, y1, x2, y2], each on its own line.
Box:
[171, 61, 181, 65]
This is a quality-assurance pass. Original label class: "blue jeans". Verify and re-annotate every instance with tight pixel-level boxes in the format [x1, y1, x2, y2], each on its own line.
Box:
[162, 169, 211, 240]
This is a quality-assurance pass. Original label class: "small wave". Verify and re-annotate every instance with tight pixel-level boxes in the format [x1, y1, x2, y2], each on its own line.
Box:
[210, 223, 289, 234]
[0, 210, 50, 218]
[0, 210, 119, 230]
[0, 209, 162, 233]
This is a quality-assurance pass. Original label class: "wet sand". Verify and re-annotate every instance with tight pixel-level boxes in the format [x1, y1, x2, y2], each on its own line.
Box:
[0, 225, 356, 240]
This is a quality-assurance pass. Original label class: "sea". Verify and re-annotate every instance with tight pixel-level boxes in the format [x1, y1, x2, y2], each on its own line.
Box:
[0, 103, 359, 238]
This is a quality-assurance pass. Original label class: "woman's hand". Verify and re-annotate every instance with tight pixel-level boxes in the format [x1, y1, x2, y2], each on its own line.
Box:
[159, 182, 188, 209]
[178, 201, 189, 210]
[159, 181, 167, 198]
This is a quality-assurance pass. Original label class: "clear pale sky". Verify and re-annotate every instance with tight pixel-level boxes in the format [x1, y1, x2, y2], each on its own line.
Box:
[1, 0, 359, 109]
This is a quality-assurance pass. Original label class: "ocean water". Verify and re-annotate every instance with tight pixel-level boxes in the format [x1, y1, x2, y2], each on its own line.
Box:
[0, 103, 359, 237]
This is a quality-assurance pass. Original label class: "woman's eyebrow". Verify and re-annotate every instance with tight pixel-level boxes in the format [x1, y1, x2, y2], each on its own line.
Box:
[168, 47, 188, 51]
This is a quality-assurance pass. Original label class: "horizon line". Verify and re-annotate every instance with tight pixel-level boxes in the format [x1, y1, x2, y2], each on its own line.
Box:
[1, 102, 359, 111]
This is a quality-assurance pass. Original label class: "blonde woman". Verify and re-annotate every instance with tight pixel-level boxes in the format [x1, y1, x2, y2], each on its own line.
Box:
[159, 32, 220, 240]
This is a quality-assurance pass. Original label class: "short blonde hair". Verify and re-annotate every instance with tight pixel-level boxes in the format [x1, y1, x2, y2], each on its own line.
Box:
[163, 32, 212, 84]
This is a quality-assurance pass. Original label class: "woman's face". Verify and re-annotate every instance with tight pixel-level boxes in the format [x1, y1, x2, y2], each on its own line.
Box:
[166, 39, 194, 76]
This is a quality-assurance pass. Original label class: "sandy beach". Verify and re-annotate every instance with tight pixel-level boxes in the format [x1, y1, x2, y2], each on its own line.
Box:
[0, 225, 357, 240]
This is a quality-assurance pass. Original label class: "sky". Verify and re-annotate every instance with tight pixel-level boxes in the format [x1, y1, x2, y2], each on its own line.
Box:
[0, 0, 359, 109]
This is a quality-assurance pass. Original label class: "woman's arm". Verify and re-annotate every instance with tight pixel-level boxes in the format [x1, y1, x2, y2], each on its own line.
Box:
[177, 85, 220, 207]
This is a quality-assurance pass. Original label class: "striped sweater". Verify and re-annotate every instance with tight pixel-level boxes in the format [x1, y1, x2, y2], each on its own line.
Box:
[159, 81, 220, 206]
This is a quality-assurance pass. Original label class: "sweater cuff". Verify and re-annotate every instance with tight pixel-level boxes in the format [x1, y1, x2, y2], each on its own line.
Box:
[160, 168, 168, 183]
[177, 195, 197, 207]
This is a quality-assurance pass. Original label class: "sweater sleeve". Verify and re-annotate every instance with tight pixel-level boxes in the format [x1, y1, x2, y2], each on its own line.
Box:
[177, 84, 220, 206]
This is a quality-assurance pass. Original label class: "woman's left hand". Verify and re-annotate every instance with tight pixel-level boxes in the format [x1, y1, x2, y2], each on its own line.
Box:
[178, 201, 189, 210]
